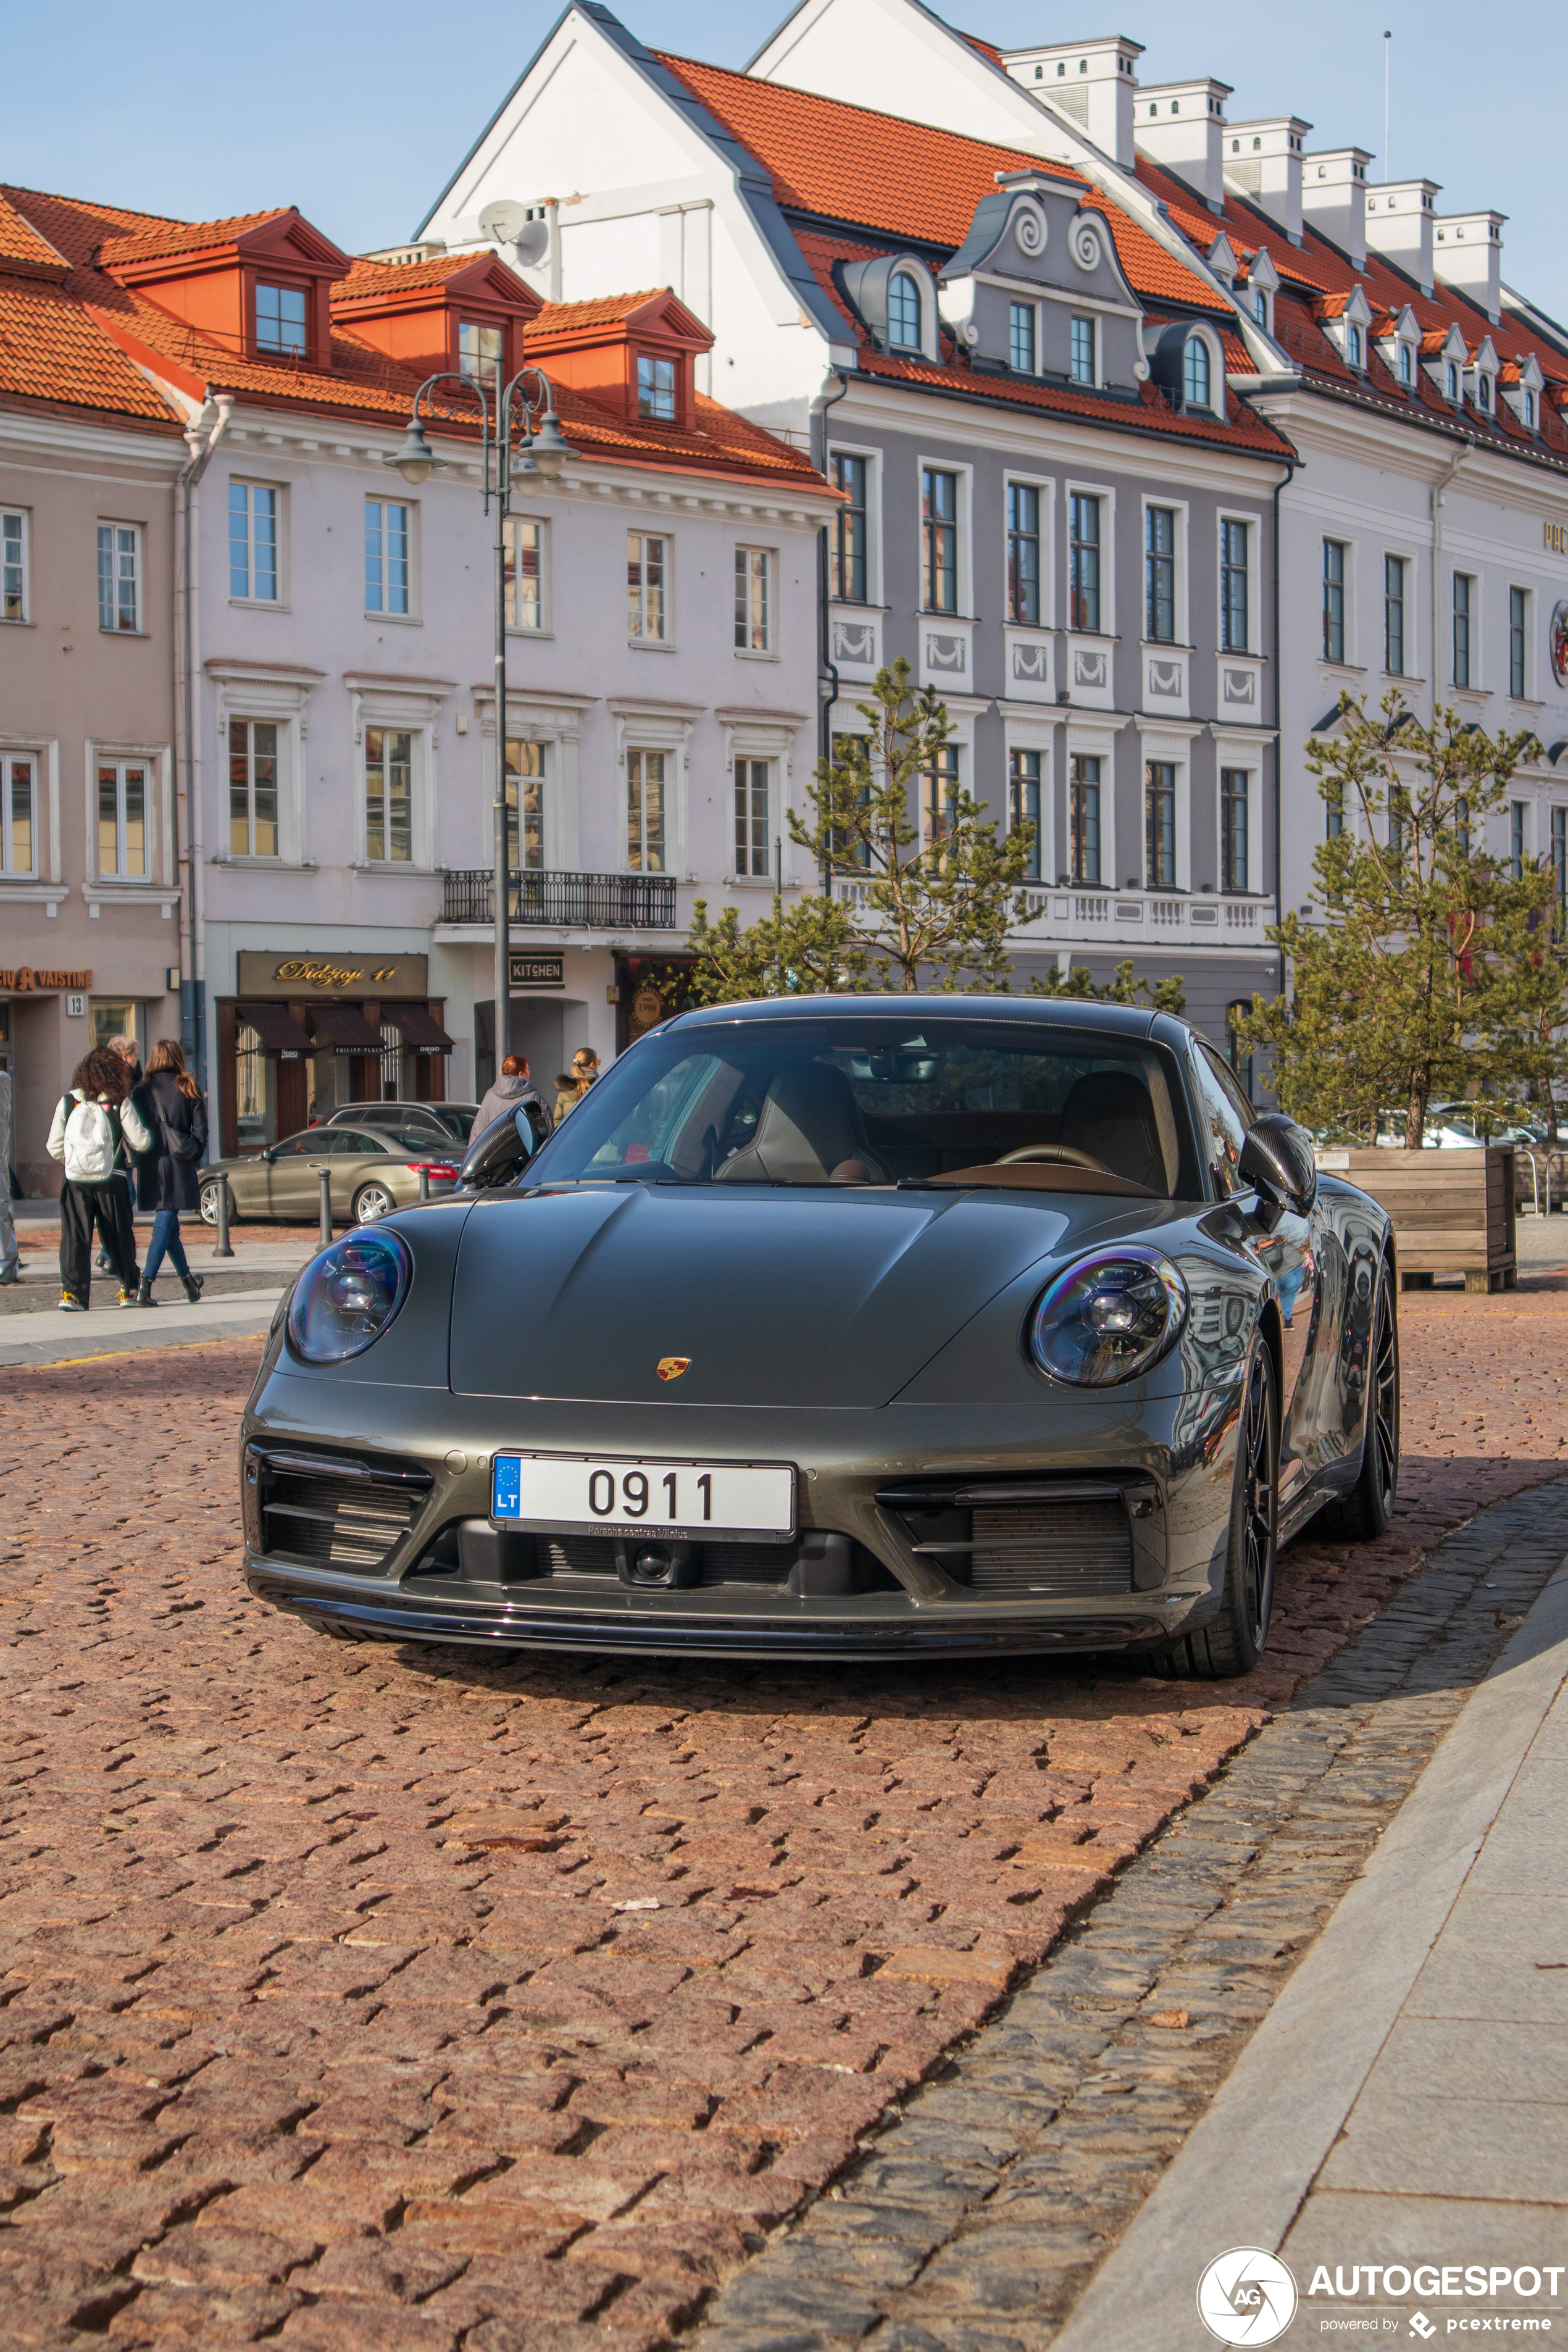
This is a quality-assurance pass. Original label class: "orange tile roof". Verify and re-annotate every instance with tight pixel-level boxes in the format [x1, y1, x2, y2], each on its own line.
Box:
[335, 252, 535, 302]
[524, 289, 667, 330]
[98, 207, 294, 267]
[793, 228, 1291, 457]
[0, 184, 825, 490]
[655, 51, 1232, 318]
[0, 193, 67, 281]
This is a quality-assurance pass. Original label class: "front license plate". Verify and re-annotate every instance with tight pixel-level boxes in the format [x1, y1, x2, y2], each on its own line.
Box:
[491, 1454, 796, 1539]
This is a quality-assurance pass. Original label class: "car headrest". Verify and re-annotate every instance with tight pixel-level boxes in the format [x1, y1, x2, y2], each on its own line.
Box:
[717, 1061, 883, 1185]
[1059, 1070, 1166, 1192]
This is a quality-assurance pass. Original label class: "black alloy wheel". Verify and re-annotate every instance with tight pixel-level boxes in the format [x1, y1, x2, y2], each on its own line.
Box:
[1153, 1341, 1278, 1681]
[1320, 1257, 1400, 1542]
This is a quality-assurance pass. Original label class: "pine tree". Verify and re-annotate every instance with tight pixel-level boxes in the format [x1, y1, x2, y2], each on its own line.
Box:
[683, 891, 875, 1005]
[1026, 957, 1186, 1016]
[1235, 694, 1545, 1145]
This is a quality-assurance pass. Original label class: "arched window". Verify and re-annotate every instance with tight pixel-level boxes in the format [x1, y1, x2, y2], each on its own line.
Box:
[1399, 343, 1413, 385]
[1477, 373, 1492, 411]
[888, 272, 921, 350]
[1183, 335, 1211, 409]
[1525, 388, 1537, 430]
[1346, 323, 1362, 367]
[1253, 288, 1268, 326]
[1446, 360, 1459, 401]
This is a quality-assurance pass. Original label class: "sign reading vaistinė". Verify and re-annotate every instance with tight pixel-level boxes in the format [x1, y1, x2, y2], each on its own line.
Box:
[235, 953, 430, 998]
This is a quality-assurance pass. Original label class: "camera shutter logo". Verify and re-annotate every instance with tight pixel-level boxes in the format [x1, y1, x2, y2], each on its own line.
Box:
[1197, 2248, 1298, 2346]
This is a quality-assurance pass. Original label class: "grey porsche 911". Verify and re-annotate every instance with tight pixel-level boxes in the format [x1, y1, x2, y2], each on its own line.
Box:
[239, 997, 1399, 1678]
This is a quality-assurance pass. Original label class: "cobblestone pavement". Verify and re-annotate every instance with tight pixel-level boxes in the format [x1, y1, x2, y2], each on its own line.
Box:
[692, 1484, 1568, 2352]
[0, 1277, 1565, 2348]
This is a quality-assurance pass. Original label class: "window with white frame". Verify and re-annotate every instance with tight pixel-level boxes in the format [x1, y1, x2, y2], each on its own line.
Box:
[364, 727, 412, 863]
[831, 453, 869, 602]
[1323, 538, 1347, 662]
[97, 757, 148, 878]
[734, 757, 772, 878]
[1453, 573, 1474, 690]
[504, 518, 545, 631]
[1, 754, 37, 875]
[1511, 799, 1526, 880]
[627, 748, 667, 870]
[1069, 492, 1101, 632]
[1007, 483, 1040, 626]
[229, 483, 280, 603]
[628, 533, 669, 642]
[256, 283, 307, 356]
[1399, 341, 1414, 386]
[1183, 336, 1211, 409]
[1220, 519, 1250, 653]
[1145, 507, 1176, 643]
[1009, 748, 1041, 879]
[459, 320, 503, 380]
[1009, 301, 1036, 375]
[1384, 555, 1407, 676]
[735, 547, 774, 654]
[1525, 388, 1538, 431]
[1446, 359, 1459, 402]
[364, 498, 411, 616]
[2, 509, 27, 623]
[888, 272, 922, 351]
[1070, 315, 1096, 386]
[922, 469, 957, 613]
[636, 355, 676, 421]
[504, 740, 545, 874]
[1510, 587, 1529, 699]
[1145, 759, 1176, 887]
[922, 743, 959, 854]
[98, 523, 141, 632]
[228, 719, 279, 857]
[1346, 322, 1363, 368]
[1070, 753, 1101, 883]
[1220, 767, 1249, 893]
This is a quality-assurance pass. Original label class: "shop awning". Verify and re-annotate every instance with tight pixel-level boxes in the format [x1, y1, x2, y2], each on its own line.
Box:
[382, 1003, 454, 1054]
[236, 1003, 314, 1056]
[307, 1004, 384, 1056]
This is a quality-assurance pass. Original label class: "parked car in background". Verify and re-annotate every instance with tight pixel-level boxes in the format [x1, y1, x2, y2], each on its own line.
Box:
[199, 1125, 462, 1227]
[320, 1102, 480, 1148]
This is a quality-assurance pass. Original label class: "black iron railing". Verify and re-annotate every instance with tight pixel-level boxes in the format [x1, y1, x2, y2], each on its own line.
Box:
[441, 869, 678, 928]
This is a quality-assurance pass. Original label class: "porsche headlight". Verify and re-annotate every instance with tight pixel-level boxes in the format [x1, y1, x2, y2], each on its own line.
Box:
[286, 1230, 411, 1365]
[1027, 1247, 1188, 1387]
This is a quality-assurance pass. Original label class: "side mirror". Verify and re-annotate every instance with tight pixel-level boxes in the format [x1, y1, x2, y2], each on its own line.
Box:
[459, 1105, 535, 1191]
[1239, 1112, 1317, 1222]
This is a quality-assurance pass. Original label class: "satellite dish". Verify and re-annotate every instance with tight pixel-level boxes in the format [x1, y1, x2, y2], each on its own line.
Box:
[480, 199, 530, 244]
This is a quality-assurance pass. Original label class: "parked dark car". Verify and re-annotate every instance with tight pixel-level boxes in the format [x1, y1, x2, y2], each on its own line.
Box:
[320, 1101, 480, 1147]
[240, 998, 1399, 1677]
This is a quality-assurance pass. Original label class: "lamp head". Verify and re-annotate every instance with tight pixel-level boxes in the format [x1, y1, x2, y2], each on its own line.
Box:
[388, 416, 443, 485]
[528, 406, 575, 481]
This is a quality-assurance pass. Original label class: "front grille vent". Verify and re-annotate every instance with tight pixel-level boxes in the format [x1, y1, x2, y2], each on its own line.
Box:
[698, 1543, 790, 1588]
[969, 1499, 1132, 1595]
[252, 1451, 427, 1575]
[544, 1537, 617, 1577]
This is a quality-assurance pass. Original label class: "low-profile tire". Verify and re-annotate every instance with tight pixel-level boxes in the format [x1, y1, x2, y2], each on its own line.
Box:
[305, 1618, 373, 1644]
[1316, 1256, 1399, 1543]
[199, 1180, 236, 1227]
[351, 1182, 396, 1225]
[1151, 1341, 1278, 1681]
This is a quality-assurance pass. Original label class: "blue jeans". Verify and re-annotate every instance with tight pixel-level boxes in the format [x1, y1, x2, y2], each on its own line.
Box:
[143, 1209, 190, 1285]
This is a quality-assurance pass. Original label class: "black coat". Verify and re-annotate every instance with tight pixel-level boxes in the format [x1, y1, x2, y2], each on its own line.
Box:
[133, 1072, 209, 1213]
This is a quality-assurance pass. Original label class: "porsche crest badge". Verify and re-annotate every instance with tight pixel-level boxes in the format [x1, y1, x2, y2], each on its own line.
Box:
[656, 1357, 691, 1382]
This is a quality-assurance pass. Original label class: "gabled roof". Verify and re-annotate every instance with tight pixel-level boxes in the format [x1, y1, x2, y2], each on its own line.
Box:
[332, 249, 540, 317]
[98, 207, 301, 269]
[523, 288, 704, 336]
[653, 50, 1236, 319]
[0, 186, 185, 432]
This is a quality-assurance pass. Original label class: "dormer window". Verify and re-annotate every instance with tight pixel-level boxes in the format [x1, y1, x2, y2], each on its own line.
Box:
[1399, 343, 1413, 386]
[256, 283, 307, 357]
[459, 320, 503, 380]
[1253, 288, 1267, 325]
[1183, 336, 1211, 409]
[888, 272, 922, 351]
[1525, 388, 1537, 430]
[636, 354, 677, 421]
[1009, 301, 1036, 375]
[1477, 373, 1493, 412]
[1346, 323, 1362, 368]
[1446, 360, 1459, 401]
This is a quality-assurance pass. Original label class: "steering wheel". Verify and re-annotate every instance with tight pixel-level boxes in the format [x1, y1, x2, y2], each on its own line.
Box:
[995, 1143, 1112, 1172]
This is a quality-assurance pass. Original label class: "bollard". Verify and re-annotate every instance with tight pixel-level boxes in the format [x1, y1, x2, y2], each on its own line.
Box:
[319, 1164, 333, 1248]
[418, 1166, 430, 1203]
[213, 1174, 234, 1260]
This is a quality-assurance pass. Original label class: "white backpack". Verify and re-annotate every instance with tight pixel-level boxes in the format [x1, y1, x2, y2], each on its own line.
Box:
[62, 1094, 117, 1184]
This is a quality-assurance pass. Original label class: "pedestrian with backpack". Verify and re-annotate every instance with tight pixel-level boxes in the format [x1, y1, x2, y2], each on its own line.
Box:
[47, 1048, 152, 1309]
[128, 1038, 207, 1307]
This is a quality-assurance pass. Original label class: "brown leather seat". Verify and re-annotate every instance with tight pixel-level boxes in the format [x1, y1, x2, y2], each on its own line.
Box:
[715, 1062, 889, 1185]
[1057, 1070, 1166, 1191]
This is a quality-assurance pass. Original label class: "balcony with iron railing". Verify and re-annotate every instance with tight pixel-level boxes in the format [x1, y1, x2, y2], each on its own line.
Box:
[440, 869, 679, 930]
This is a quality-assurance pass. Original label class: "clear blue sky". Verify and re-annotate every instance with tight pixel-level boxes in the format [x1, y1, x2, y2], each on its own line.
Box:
[7, 0, 1562, 323]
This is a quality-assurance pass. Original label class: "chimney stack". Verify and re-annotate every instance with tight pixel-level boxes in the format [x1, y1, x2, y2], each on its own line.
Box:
[1222, 116, 1312, 244]
[1364, 177, 1441, 296]
[1434, 211, 1506, 324]
[1134, 78, 1233, 212]
[1301, 148, 1372, 267]
[1000, 36, 1143, 170]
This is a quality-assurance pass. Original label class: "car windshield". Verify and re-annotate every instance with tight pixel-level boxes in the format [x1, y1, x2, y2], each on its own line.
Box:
[521, 1015, 1200, 1198]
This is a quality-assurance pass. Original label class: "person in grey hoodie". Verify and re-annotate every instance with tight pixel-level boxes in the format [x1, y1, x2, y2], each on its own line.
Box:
[471, 1056, 553, 1149]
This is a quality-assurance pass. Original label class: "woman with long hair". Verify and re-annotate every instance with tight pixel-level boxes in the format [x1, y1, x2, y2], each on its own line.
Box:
[46, 1044, 151, 1308]
[128, 1038, 209, 1306]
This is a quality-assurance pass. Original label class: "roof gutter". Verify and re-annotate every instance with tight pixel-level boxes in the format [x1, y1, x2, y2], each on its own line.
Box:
[174, 390, 233, 1099]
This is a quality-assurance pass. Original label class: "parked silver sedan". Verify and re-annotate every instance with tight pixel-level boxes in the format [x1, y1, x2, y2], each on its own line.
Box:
[199, 1124, 463, 1228]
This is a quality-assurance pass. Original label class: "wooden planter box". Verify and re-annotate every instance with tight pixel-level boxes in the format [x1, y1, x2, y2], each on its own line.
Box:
[1343, 1145, 1517, 1295]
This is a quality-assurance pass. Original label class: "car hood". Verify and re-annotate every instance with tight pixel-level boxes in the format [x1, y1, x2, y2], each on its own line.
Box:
[448, 1182, 1151, 1408]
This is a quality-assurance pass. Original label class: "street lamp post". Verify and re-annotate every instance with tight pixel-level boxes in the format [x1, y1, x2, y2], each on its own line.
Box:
[388, 360, 575, 1090]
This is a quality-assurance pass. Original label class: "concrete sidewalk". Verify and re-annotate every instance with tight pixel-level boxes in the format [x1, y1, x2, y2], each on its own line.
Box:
[0, 1287, 285, 1368]
[1053, 1548, 1568, 2350]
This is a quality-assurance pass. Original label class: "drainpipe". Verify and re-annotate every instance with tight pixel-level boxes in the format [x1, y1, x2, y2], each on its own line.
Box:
[810, 372, 847, 898]
[1430, 435, 1473, 726]
[174, 391, 233, 1094]
[1271, 456, 1296, 1007]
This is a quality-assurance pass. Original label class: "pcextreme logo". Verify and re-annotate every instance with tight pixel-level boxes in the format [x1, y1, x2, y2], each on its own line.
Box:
[1198, 2249, 1299, 2345]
